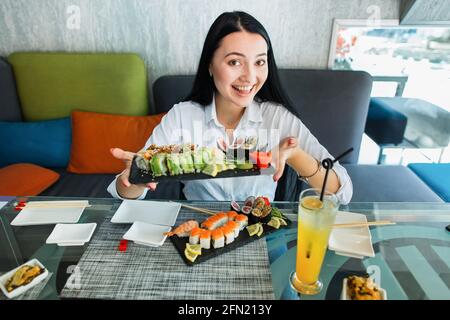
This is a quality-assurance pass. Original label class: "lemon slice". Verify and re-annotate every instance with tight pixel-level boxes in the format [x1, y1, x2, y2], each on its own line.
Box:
[257, 223, 264, 237]
[267, 218, 281, 229]
[277, 217, 288, 226]
[301, 196, 324, 210]
[246, 223, 260, 236]
[186, 243, 202, 256]
[272, 216, 288, 226]
[184, 248, 199, 263]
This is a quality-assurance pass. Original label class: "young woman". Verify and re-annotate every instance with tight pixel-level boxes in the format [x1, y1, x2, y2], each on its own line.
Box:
[107, 11, 352, 204]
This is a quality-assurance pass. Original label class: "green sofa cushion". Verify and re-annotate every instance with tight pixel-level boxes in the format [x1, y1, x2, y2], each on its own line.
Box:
[8, 52, 148, 120]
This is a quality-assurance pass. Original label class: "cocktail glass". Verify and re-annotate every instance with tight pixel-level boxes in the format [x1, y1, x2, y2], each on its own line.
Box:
[289, 188, 339, 295]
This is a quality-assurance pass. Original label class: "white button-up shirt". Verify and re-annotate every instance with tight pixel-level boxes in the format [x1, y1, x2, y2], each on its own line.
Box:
[107, 98, 353, 204]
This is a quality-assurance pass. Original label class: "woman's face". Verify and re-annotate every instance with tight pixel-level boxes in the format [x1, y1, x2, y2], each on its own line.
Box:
[210, 31, 268, 109]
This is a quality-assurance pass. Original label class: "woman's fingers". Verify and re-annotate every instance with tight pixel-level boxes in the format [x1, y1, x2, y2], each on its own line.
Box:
[119, 168, 132, 188]
[110, 148, 136, 162]
[146, 182, 158, 191]
[111, 148, 138, 188]
[273, 157, 286, 182]
[272, 137, 297, 182]
[283, 136, 297, 149]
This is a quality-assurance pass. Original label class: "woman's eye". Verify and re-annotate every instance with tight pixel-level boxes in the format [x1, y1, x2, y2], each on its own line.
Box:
[256, 60, 266, 66]
[228, 60, 241, 66]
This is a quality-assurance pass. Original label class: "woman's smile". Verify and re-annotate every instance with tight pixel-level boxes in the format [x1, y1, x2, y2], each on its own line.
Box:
[231, 84, 256, 95]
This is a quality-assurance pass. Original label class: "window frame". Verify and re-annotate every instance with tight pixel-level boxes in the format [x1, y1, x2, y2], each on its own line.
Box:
[327, 19, 400, 69]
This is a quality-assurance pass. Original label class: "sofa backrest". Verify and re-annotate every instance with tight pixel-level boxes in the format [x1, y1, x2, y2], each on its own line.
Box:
[152, 70, 372, 201]
[8, 52, 149, 121]
[153, 69, 372, 164]
[0, 57, 22, 121]
[278, 69, 372, 164]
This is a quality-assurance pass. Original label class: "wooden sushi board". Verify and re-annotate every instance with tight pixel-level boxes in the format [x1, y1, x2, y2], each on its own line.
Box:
[128, 156, 275, 184]
[170, 215, 292, 266]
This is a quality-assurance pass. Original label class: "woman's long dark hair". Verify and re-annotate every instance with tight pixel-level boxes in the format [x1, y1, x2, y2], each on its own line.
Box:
[184, 11, 295, 113]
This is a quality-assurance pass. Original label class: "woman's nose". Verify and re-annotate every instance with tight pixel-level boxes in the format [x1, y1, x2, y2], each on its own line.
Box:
[241, 64, 256, 83]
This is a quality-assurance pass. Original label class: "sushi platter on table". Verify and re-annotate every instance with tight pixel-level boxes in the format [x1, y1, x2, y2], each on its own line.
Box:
[165, 196, 292, 266]
[128, 138, 274, 184]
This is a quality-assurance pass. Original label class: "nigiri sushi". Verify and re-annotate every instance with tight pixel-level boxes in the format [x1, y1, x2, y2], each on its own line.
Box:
[200, 230, 212, 249]
[189, 227, 203, 245]
[227, 211, 238, 221]
[226, 220, 240, 238]
[223, 225, 235, 245]
[164, 220, 199, 237]
[201, 212, 228, 230]
[235, 214, 248, 230]
[211, 228, 224, 249]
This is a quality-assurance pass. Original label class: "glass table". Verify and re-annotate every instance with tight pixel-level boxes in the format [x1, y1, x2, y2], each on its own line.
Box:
[1, 196, 449, 300]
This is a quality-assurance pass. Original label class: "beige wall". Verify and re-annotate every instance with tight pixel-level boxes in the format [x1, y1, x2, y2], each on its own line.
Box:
[0, 0, 400, 86]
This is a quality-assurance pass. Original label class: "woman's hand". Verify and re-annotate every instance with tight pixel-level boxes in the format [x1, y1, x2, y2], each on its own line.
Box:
[271, 137, 298, 182]
[110, 148, 157, 191]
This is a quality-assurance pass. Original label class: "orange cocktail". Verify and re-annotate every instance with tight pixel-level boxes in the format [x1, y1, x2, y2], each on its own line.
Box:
[290, 188, 338, 295]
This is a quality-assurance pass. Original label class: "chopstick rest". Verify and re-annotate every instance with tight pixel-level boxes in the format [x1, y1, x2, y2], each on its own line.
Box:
[118, 239, 128, 252]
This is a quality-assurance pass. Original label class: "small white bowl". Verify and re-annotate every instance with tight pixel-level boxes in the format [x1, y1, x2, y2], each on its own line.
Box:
[341, 278, 387, 300]
[0, 259, 49, 299]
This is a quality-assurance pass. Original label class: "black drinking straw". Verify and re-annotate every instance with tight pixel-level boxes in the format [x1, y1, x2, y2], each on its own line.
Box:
[319, 147, 354, 201]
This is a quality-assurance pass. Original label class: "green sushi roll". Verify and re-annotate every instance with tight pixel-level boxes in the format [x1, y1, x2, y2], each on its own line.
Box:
[166, 153, 183, 176]
[150, 153, 168, 177]
[236, 162, 254, 170]
[202, 164, 219, 177]
[216, 163, 228, 173]
[135, 156, 151, 172]
[179, 152, 195, 174]
[202, 147, 214, 165]
[225, 161, 237, 170]
[192, 149, 204, 172]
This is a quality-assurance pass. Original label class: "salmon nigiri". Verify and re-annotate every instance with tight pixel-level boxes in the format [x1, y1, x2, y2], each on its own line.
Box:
[164, 220, 199, 237]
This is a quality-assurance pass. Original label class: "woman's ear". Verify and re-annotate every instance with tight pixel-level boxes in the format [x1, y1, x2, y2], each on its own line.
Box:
[208, 65, 213, 77]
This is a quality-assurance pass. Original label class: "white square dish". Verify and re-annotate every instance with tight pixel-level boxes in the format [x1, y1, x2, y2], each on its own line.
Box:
[0, 259, 49, 299]
[111, 200, 181, 226]
[341, 278, 387, 300]
[46, 223, 97, 246]
[11, 201, 89, 226]
[123, 221, 171, 247]
[328, 211, 375, 259]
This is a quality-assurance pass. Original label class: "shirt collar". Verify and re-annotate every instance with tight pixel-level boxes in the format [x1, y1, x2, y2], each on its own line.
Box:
[205, 93, 263, 127]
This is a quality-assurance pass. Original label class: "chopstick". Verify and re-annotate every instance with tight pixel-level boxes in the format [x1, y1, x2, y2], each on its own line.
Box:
[333, 220, 395, 228]
[17, 201, 91, 209]
[174, 203, 218, 216]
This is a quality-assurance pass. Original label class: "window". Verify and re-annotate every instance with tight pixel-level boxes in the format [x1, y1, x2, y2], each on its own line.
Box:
[329, 20, 450, 165]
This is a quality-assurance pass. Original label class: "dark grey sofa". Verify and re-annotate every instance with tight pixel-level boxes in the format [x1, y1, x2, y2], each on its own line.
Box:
[0, 56, 442, 202]
[152, 70, 443, 202]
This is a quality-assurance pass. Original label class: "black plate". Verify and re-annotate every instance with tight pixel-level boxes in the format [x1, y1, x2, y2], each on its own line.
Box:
[128, 155, 275, 184]
[170, 215, 292, 266]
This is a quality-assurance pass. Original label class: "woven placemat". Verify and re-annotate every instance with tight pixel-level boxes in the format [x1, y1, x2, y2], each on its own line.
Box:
[61, 202, 274, 300]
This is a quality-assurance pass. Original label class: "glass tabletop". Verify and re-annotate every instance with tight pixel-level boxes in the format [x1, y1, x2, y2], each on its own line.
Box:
[267, 202, 450, 300]
[1, 196, 449, 300]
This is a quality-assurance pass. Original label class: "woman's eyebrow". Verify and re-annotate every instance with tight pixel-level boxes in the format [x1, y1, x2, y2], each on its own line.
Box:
[224, 52, 267, 58]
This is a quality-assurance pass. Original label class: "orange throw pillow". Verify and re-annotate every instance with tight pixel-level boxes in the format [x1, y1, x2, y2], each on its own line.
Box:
[67, 110, 165, 174]
[0, 163, 60, 196]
